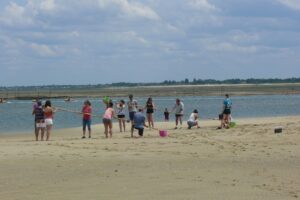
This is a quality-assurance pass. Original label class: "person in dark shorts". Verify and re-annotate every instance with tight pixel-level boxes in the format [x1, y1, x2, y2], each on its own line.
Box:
[171, 98, 184, 129]
[131, 108, 148, 137]
[145, 97, 156, 128]
[164, 108, 170, 121]
[102, 101, 115, 138]
[116, 99, 126, 132]
[218, 94, 232, 129]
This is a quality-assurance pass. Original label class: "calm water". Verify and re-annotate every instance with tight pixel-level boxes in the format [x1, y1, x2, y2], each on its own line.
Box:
[0, 95, 300, 134]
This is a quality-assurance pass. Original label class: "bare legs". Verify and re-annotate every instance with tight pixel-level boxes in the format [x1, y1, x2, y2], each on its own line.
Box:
[35, 127, 45, 141]
[220, 114, 231, 129]
[104, 122, 113, 138]
[175, 115, 183, 128]
[146, 113, 154, 128]
[118, 118, 126, 132]
[46, 125, 52, 141]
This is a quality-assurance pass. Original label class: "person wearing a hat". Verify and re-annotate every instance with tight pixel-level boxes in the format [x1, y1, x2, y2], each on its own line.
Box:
[187, 109, 200, 129]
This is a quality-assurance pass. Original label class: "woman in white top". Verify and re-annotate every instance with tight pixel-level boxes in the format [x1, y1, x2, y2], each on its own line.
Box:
[171, 98, 184, 129]
[187, 109, 200, 129]
[116, 99, 126, 132]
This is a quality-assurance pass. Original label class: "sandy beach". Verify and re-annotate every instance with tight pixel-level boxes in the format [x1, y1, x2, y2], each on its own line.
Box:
[0, 116, 299, 200]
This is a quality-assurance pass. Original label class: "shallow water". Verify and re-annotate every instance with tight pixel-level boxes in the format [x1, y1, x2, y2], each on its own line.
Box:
[0, 94, 300, 133]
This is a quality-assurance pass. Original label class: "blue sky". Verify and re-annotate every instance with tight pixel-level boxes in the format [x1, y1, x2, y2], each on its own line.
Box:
[0, 0, 300, 86]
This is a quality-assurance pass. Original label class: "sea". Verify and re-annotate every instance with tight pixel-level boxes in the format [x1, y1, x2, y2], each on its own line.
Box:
[0, 94, 300, 134]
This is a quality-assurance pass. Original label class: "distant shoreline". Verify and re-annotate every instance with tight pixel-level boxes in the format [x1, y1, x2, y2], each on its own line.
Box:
[1, 83, 300, 100]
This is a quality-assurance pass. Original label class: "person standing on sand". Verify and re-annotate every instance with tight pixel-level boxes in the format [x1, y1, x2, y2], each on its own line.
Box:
[218, 94, 232, 129]
[164, 108, 170, 121]
[171, 98, 184, 129]
[131, 108, 148, 138]
[127, 94, 138, 126]
[44, 100, 56, 141]
[81, 100, 92, 139]
[116, 99, 126, 132]
[32, 98, 39, 134]
[145, 97, 156, 129]
[102, 101, 115, 138]
[32, 101, 45, 141]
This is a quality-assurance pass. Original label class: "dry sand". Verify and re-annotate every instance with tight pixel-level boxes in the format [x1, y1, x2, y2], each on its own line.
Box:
[0, 116, 299, 200]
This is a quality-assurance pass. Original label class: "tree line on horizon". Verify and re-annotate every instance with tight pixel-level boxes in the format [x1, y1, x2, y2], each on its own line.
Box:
[1, 77, 300, 90]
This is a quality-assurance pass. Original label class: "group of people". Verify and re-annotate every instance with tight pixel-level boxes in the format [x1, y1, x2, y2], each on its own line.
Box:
[101, 94, 152, 138]
[32, 100, 56, 141]
[32, 94, 232, 140]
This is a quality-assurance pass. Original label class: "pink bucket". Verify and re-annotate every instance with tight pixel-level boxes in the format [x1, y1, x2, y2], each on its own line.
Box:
[159, 130, 168, 137]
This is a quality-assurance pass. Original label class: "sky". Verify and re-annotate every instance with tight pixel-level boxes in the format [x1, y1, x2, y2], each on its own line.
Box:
[0, 0, 300, 86]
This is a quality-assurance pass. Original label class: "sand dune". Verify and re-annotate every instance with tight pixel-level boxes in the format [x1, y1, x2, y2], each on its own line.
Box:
[0, 116, 299, 200]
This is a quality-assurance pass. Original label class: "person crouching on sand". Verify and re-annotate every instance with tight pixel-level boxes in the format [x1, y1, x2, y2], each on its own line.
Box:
[103, 101, 115, 138]
[187, 109, 200, 129]
[82, 100, 92, 139]
[131, 108, 148, 138]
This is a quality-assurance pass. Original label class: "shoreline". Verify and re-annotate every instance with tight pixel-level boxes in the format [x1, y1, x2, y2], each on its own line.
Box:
[1, 115, 299, 138]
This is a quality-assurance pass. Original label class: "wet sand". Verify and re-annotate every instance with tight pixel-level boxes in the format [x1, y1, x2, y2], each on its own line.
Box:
[0, 116, 299, 200]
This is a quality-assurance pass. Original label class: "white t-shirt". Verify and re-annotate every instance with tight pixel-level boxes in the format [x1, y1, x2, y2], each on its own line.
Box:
[116, 104, 126, 115]
[173, 102, 184, 115]
[188, 113, 198, 122]
[128, 99, 138, 112]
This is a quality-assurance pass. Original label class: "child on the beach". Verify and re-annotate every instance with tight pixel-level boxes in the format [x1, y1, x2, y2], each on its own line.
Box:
[164, 108, 169, 121]
[82, 100, 92, 139]
[187, 109, 200, 129]
[116, 99, 126, 132]
[103, 101, 115, 138]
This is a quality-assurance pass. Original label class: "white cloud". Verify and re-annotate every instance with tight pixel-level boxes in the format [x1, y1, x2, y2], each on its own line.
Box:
[0, 0, 58, 27]
[277, 0, 300, 11]
[98, 0, 160, 20]
[1, 0, 300, 85]
[0, 2, 33, 26]
[31, 43, 57, 56]
[188, 0, 217, 12]
[207, 42, 257, 54]
[231, 33, 260, 43]
[39, 0, 56, 11]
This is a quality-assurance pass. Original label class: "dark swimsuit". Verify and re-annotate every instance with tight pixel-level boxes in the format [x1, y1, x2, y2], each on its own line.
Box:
[146, 102, 154, 114]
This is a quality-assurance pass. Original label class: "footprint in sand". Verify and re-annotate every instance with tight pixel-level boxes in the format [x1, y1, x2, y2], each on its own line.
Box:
[289, 191, 298, 198]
